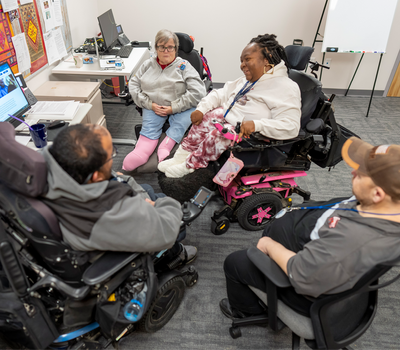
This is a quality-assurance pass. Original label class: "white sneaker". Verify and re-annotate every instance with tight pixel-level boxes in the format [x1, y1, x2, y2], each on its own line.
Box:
[165, 162, 195, 178]
[158, 145, 191, 173]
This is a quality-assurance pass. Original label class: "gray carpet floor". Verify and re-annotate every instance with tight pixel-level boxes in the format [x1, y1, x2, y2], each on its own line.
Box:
[1, 95, 399, 350]
[101, 95, 400, 349]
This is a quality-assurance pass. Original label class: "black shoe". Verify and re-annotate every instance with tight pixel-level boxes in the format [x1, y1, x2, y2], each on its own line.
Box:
[167, 244, 197, 270]
[219, 298, 249, 320]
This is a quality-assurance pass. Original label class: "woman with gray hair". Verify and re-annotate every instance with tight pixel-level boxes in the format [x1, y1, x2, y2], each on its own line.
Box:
[123, 29, 206, 171]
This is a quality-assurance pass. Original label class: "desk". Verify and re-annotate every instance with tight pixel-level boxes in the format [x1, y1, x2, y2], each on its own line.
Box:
[52, 48, 149, 146]
[52, 47, 150, 88]
[26, 103, 92, 149]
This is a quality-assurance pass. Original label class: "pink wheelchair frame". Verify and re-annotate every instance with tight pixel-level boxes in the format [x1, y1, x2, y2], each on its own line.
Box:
[211, 121, 311, 235]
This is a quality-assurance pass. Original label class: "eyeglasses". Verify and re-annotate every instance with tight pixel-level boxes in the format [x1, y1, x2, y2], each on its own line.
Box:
[157, 45, 176, 52]
[83, 146, 118, 184]
[105, 145, 118, 164]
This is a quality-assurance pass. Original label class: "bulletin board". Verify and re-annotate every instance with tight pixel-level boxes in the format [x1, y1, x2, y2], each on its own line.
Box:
[0, 0, 72, 79]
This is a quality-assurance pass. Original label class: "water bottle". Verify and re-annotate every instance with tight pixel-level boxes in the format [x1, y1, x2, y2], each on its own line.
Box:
[123, 284, 147, 322]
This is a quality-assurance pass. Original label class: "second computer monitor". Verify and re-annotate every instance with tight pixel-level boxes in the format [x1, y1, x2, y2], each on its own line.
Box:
[97, 9, 119, 52]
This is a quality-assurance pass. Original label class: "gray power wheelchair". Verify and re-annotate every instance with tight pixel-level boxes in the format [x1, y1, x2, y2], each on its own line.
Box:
[158, 45, 358, 234]
[0, 123, 210, 349]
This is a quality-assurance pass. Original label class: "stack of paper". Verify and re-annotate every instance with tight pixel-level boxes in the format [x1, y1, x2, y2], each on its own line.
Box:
[27, 101, 80, 120]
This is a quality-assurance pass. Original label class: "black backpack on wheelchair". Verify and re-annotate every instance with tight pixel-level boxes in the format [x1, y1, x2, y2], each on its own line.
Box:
[0, 122, 198, 349]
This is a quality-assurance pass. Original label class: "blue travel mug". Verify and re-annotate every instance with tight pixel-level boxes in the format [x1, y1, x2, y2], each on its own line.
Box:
[30, 123, 47, 148]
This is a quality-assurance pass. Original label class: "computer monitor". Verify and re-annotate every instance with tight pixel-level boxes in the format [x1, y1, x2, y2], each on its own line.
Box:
[97, 9, 119, 52]
[0, 62, 30, 127]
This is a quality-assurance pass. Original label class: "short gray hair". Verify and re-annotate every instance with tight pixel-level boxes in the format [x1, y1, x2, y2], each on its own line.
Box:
[155, 29, 179, 53]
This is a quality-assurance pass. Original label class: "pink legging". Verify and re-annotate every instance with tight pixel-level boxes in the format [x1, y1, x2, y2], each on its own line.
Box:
[181, 107, 233, 169]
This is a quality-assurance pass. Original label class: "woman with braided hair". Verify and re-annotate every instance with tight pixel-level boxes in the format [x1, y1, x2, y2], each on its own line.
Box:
[158, 34, 301, 178]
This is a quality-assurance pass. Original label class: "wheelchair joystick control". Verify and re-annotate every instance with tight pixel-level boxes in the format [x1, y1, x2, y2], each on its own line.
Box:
[235, 122, 241, 134]
[182, 202, 191, 222]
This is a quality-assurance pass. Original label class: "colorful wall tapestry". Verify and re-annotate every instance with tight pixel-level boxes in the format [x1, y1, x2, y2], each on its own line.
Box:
[19, 1, 48, 75]
[0, 10, 18, 74]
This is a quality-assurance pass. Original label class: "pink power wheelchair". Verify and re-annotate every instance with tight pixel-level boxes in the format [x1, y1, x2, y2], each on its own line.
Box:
[159, 45, 357, 235]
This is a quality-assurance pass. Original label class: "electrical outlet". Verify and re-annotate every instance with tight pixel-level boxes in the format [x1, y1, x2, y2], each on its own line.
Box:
[324, 58, 332, 67]
[310, 56, 316, 62]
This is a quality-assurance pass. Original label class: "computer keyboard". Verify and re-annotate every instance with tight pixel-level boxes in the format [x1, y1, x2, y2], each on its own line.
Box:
[106, 45, 134, 58]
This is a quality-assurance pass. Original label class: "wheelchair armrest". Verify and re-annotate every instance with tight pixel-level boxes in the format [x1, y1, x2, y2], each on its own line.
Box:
[82, 251, 140, 286]
[247, 247, 291, 288]
[251, 130, 307, 144]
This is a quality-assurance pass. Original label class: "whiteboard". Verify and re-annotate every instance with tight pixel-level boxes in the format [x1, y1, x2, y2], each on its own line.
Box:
[322, 0, 398, 53]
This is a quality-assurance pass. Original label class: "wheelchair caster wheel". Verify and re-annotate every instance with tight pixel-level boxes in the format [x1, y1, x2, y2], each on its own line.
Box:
[229, 326, 242, 339]
[184, 268, 198, 287]
[211, 216, 230, 235]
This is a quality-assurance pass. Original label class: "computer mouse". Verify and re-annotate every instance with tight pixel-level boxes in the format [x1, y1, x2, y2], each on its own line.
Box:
[48, 120, 66, 129]
[131, 41, 140, 46]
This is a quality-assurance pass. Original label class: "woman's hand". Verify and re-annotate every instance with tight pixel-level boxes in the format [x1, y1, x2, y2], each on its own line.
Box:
[152, 103, 172, 117]
[145, 198, 155, 206]
[238, 120, 255, 139]
[191, 110, 204, 125]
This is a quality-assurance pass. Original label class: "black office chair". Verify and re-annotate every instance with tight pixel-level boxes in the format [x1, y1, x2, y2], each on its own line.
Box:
[227, 247, 400, 350]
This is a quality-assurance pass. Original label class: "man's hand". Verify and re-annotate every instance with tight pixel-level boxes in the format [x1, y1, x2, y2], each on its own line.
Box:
[152, 103, 169, 117]
[238, 120, 256, 140]
[145, 198, 155, 206]
[191, 110, 204, 125]
[257, 236, 273, 255]
[256, 236, 296, 275]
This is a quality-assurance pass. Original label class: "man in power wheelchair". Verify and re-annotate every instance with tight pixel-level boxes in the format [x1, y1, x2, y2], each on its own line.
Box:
[158, 37, 356, 234]
[0, 122, 209, 349]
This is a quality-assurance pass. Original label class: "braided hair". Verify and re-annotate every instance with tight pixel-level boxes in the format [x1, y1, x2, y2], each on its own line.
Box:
[250, 34, 290, 73]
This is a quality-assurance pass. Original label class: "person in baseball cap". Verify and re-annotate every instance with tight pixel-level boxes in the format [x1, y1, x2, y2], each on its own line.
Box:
[342, 137, 400, 205]
[220, 137, 400, 322]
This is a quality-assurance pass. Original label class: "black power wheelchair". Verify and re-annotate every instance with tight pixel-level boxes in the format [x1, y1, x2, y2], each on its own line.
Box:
[0, 122, 210, 349]
[158, 45, 357, 234]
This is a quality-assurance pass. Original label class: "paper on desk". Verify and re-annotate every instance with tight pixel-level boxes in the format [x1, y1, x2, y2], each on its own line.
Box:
[12, 33, 31, 73]
[27, 101, 74, 115]
[19, 0, 33, 4]
[43, 28, 68, 65]
[0, 0, 18, 12]
[15, 135, 31, 146]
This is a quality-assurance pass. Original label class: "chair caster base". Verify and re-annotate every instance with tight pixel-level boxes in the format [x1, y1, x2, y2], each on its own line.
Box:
[229, 326, 242, 339]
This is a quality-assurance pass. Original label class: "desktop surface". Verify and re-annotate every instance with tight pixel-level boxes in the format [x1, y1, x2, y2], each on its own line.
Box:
[52, 47, 150, 78]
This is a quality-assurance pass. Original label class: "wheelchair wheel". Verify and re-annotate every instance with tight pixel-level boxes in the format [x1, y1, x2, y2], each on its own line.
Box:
[237, 193, 283, 231]
[139, 276, 185, 333]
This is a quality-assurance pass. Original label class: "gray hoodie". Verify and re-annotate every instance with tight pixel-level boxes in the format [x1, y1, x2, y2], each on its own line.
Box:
[42, 147, 182, 253]
[129, 56, 206, 114]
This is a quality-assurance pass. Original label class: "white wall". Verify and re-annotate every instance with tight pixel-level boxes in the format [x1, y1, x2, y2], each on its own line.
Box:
[102, 0, 400, 91]
[27, 0, 400, 92]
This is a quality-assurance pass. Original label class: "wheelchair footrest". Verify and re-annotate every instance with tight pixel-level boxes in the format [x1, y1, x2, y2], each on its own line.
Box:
[292, 186, 311, 201]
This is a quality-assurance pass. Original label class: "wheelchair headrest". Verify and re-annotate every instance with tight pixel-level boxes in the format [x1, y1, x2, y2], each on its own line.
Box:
[0, 122, 48, 197]
[285, 45, 314, 71]
[175, 32, 194, 54]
